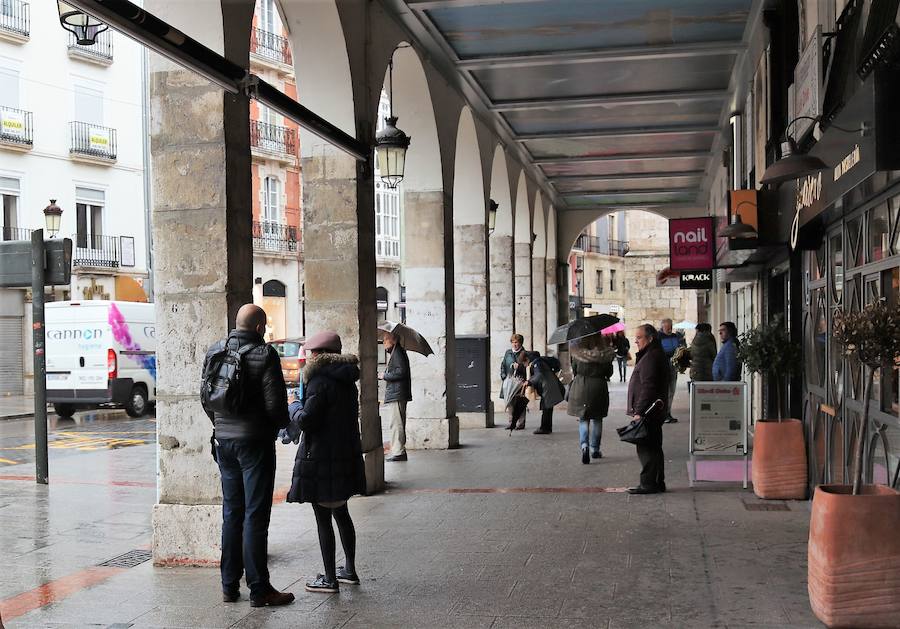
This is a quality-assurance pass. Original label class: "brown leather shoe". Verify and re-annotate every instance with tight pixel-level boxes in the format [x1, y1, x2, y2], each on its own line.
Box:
[250, 590, 295, 608]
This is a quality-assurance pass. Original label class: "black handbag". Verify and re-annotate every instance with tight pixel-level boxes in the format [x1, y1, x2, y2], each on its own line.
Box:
[616, 399, 664, 445]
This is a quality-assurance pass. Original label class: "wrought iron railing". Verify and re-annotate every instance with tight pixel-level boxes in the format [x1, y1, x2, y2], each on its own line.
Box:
[1, 226, 32, 241]
[609, 239, 630, 257]
[253, 220, 299, 254]
[69, 121, 117, 161]
[73, 233, 119, 268]
[250, 120, 296, 155]
[0, 0, 29, 37]
[0, 106, 33, 147]
[67, 29, 113, 60]
[251, 27, 292, 65]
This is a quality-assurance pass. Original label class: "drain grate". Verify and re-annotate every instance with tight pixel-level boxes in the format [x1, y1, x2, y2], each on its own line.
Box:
[743, 502, 790, 511]
[98, 549, 152, 568]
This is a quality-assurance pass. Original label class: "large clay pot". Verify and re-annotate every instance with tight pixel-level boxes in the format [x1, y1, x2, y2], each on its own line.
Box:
[808, 484, 900, 628]
[751, 418, 808, 499]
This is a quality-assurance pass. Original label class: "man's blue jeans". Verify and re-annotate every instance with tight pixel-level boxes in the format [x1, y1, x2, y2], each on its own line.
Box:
[579, 418, 602, 453]
[216, 438, 276, 598]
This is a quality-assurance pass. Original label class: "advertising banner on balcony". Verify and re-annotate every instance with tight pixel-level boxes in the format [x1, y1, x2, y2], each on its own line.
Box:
[89, 127, 110, 152]
[669, 217, 714, 270]
[0, 109, 25, 139]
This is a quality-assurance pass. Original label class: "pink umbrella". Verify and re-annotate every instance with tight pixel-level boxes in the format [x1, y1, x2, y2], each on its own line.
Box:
[601, 322, 626, 335]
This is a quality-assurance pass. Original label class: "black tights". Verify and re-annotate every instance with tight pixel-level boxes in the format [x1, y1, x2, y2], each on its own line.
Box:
[311, 503, 356, 581]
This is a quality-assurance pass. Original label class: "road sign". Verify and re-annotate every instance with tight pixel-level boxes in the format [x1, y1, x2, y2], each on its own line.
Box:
[0, 238, 72, 287]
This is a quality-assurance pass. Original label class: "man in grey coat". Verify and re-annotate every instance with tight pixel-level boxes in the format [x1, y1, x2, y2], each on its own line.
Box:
[380, 333, 411, 462]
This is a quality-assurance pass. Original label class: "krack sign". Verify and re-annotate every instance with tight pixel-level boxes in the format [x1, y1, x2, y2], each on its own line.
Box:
[669, 217, 714, 270]
[679, 271, 713, 290]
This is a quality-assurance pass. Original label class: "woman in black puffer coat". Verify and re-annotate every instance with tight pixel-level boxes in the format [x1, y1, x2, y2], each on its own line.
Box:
[283, 330, 366, 594]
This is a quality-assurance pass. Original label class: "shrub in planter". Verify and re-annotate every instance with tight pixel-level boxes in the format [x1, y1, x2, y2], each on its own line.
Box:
[808, 299, 900, 628]
[737, 315, 806, 499]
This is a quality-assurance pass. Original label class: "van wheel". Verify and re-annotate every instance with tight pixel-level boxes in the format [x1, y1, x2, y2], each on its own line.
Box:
[125, 386, 148, 418]
[54, 403, 76, 419]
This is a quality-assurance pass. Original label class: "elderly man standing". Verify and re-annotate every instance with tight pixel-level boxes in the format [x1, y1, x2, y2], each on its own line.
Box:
[658, 318, 685, 423]
[626, 324, 670, 494]
[380, 332, 411, 462]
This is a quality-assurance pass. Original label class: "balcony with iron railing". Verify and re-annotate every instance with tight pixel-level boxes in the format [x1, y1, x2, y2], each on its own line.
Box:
[69, 121, 117, 163]
[67, 29, 113, 64]
[0, 106, 33, 150]
[1, 226, 32, 242]
[574, 234, 629, 257]
[250, 27, 292, 67]
[0, 0, 29, 42]
[250, 120, 296, 160]
[73, 233, 119, 269]
[253, 220, 300, 256]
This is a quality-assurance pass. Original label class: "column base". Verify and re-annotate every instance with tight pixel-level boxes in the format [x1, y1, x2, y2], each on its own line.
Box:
[407, 416, 459, 449]
[152, 503, 221, 567]
[363, 446, 385, 495]
[458, 403, 495, 429]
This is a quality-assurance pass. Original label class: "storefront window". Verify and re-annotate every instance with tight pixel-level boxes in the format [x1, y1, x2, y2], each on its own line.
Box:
[813, 242, 826, 281]
[830, 416, 845, 484]
[869, 204, 891, 263]
[847, 215, 864, 268]
[830, 231, 843, 304]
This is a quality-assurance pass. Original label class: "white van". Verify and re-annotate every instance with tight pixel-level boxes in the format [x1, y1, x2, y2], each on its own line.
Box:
[45, 300, 156, 418]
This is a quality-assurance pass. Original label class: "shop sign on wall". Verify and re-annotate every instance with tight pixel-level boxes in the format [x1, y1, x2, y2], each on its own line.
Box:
[669, 217, 714, 270]
[793, 26, 823, 140]
[0, 109, 25, 138]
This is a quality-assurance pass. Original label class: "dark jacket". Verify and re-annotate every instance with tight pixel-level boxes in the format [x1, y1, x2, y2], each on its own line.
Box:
[614, 335, 631, 358]
[527, 356, 565, 410]
[689, 331, 717, 382]
[659, 330, 685, 358]
[285, 353, 366, 504]
[383, 344, 412, 403]
[500, 348, 526, 380]
[566, 359, 613, 419]
[627, 339, 669, 421]
[202, 329, 289, 440]
[713, 337, 742, 381]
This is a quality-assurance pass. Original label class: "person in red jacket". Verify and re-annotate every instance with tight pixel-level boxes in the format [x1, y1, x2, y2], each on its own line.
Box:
[626, 324, 670, 494]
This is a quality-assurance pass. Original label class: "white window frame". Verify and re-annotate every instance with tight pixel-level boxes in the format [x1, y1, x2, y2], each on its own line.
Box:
[374, 179, 400, 260]
[1, 174, 21, 240]
[75, 186, 106, 251]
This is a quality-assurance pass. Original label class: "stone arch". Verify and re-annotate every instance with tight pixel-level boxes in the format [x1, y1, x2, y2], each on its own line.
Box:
[388, 44, 457, 448]
[513, 173, 533, 346]
[531, 194, 547, 354]
[489, 146, 515, 401]
[545, 206, 559, 352]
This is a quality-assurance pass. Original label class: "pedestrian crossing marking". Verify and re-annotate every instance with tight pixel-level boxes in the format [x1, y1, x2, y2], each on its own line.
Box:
[3, 433, 147, 451]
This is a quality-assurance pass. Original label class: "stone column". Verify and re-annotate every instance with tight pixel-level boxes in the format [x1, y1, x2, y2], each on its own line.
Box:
[404, 191, 459, 448]
[531, 256, 547, 354]
[454, 222, 492, 428]
[302, 144, 383, 493]
[514, 243, 532, 345]
[150, 64, 252, 565]
[545, 258, 559, 352]
[489, 234, 514, 401]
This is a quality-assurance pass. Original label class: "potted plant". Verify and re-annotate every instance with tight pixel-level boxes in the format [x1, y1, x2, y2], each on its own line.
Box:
[807, 299, 900, 628]
[737, 315, 806, 499]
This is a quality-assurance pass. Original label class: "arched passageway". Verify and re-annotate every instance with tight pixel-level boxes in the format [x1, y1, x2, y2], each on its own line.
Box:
[531, 194, 547, 355]
[488, 146, 514, 402]
[512, 173, 532, 348]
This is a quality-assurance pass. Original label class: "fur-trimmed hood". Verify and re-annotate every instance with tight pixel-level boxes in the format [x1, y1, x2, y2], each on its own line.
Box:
[302, 353, 360, 384]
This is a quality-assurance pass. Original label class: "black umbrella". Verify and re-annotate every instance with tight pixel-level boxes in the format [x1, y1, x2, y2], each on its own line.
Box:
[548, 314, 620, 345]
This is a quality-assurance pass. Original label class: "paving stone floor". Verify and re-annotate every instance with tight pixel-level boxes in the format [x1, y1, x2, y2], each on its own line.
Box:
[0, 378, 822, 628]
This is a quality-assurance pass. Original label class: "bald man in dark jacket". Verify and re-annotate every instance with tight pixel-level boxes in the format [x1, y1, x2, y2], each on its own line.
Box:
[626, 324, 670, 494]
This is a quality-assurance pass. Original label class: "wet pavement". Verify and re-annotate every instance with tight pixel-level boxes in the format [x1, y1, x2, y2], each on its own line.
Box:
[0, 378, 821, 628]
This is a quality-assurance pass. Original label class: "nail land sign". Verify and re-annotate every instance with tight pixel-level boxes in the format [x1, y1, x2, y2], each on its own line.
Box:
[680, 271, 713, 290]
[669, 217, 715, 271]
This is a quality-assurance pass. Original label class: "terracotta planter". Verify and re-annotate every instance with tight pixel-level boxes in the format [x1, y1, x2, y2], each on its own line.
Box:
[808, 484, 900, 628]
[751, 418, 807, 499]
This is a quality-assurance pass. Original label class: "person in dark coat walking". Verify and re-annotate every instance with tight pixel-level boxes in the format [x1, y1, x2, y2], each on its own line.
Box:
[614, 331, 631, 382]
[566, 338, 614, 464]
[523, 352, 564, 435]
[283, 330, 366, 594]
[202, 304, 294, 608]
[380, 332, 411, 462]
[626, 324, 670, 494]
[689, 323, 717, 383]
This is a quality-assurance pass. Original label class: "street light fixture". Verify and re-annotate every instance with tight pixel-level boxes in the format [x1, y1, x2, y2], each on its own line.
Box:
[574, 265, 584, 320]
[375, 55, 411, 189]
[57, 1, 109, 46]
[43, 199, 63, 238]
[488, 199, 498, 234]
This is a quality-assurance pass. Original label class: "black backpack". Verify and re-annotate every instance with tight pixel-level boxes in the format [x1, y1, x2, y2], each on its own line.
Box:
[201, 340, 255, 416]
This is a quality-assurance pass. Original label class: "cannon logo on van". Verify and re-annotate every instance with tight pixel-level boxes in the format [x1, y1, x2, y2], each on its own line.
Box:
[47, 328, 105, 341]
[144, 326, 156, 339]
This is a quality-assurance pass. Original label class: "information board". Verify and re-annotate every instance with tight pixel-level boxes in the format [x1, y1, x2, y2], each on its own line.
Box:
[690, 382, 748, 455]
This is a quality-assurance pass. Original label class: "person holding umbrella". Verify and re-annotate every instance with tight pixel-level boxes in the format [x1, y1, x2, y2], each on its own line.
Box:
[523, 351, 564, 435]
[377, 322, 434, 462]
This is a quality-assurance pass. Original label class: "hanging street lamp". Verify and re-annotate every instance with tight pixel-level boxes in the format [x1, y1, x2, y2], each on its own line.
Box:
[43, 199, 63, 238]
[375, 55, 411, 189]
[57, 2, 109, 45]
[488, 199, 498, 234]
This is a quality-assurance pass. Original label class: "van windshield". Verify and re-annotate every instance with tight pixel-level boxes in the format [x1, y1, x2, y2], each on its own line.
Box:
[273, 342, 301, 357]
